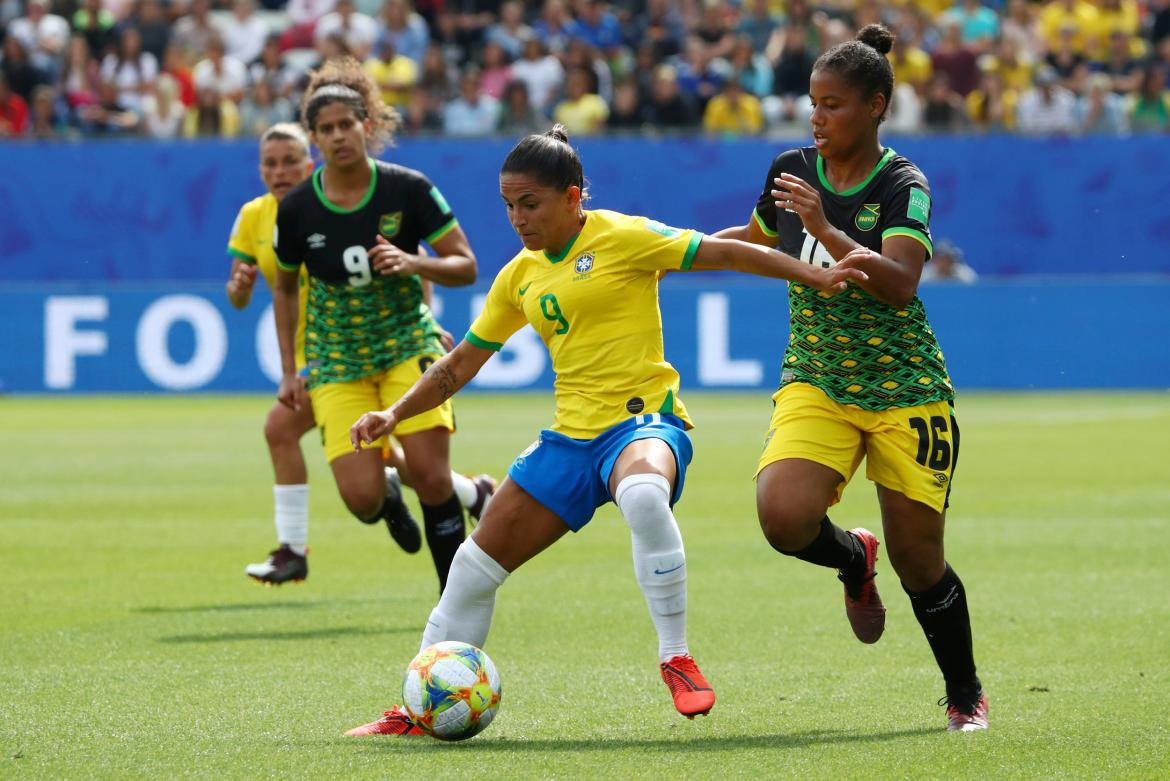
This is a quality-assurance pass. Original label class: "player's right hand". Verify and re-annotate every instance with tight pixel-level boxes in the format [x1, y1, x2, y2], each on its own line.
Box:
[227, 263, 258, 296]
[809, 248, 871, 294]
[350, 410, 398, 451]
[277, 373, 307, 411]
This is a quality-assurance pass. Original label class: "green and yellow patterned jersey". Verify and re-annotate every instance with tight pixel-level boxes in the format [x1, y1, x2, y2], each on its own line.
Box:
[754, 147, 953, 410]
[467, 209, 701, 439]
[274, 159, 457, 388]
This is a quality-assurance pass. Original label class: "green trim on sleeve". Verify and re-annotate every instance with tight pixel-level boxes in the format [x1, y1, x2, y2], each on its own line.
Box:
[275, 259, 301, 272]
[424, 216, 459, 245]
[752, 208, 779, 238]
[465, 330, 503, 351]
[680, 231, 703, 270]
[882, 227, 933, 258]
[228, 248, 257, 264]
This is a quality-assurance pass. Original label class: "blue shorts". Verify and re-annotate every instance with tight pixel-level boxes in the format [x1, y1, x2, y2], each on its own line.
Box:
[507, 413, 693, 532]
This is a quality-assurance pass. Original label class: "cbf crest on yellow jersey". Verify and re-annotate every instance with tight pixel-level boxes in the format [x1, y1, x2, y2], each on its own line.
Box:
[467, 209, 702, 439]
[227, 193, 309, 369]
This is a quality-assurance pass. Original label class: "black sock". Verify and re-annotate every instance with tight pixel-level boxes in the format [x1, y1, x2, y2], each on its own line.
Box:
[421, 493, 465, 593]
[905, 563, 980, 699]
[779, 516, 865, 578]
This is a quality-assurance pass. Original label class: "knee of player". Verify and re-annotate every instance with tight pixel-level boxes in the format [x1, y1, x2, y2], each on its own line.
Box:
[757, 504, 820, 554]
[263, 410, 299, 447]
[341, 482, 384, 520]
[614, 474, 672, 524]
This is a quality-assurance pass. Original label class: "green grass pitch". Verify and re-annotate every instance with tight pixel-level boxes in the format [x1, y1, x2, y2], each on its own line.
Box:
[2, 392, 1168, 779]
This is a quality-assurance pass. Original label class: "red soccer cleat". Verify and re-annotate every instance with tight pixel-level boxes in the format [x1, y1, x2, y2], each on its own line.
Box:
[659, 655, 716, 718]
[945, 692, 989, 732]
[840, 527, 886, 644]
[343, 705, 427, 737]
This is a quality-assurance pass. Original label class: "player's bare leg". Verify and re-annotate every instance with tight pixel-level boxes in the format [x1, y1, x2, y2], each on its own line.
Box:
[331, 447, 422, 554]
[245, 400, 315, 585]
[757, 459, 885, 642]
[878, 487, 986, 731]
[384, 444, 497, 525]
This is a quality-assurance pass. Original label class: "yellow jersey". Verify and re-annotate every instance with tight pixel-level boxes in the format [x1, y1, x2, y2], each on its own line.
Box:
[227, 193, 309, 369]
[467, 209, 701, 440]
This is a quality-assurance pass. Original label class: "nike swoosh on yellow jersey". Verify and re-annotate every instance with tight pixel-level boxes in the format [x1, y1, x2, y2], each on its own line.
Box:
[518, 283, 531, 296]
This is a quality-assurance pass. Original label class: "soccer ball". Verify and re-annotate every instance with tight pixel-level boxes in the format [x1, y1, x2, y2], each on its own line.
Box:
[402, 641, 501, 741]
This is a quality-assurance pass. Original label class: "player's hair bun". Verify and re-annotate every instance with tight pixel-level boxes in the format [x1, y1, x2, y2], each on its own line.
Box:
[856, 23, 894, 55]
[545, 123, 571, 145]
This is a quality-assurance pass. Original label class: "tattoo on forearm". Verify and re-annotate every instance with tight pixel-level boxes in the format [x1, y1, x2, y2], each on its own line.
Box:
[430, 364, 457, 401]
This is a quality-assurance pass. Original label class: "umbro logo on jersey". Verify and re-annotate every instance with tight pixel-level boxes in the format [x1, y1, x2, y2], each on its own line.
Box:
[308, 233, 326, 248]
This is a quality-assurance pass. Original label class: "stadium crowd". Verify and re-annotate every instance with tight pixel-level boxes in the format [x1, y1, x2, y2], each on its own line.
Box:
[1, 0, 1169, 138]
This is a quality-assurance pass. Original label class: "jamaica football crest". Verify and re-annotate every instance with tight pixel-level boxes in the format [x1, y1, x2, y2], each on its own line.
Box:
[379, 212, 403, 238]
[855, 203, 880, 231]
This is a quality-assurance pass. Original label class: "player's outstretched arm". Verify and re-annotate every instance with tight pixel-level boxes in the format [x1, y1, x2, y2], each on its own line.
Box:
[272, 267, 306, 411]
[711, 212, 776, 247]
[350, 339, 494, 449]
[688, 235, 869, 293]
[225, 260, 258, 309]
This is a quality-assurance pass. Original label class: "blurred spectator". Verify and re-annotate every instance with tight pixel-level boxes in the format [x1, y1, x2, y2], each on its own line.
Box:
[941, 0, 999, 54]
[71, 0, 116, 58]
[931, 20, 979, 96]
[172, 0, 223, 64]
[1089, 0, 1141, 60]
[702, 73, 762, 136]
[100, 27, 158, 113]
[443, 66, 500, 135]
[605, 77, 642, 129]
[485, 1, 534, 61]
[984, 37, 1034, 93]
[511, 35, 564, 112]
[128, 0, 172, 63]
[479, 40, 513, 100]
[770, 20, 818, 117]
[29, 83, 64, 138]
[161, 44, 196, 106]
[571, 0, 623, 58]
[553, 65, 608, 134]
[1000, 0, 1044, 58]
[921, 240, 978, 283]
[379, 0, 430, 66]
[2, 37, 47, 103]
[735, 0, 781, 54]
[631, 0, 686, 61]
[365, 37, 418, 111]
[1039, 0, 1098, 55]
[183, 85, 241, 137]
[250, 35, 298, 99]
[1127, 63, 1170, 132]
[281, 0, 337, 51]
[9, 0, 70, 72]
[691, 0, 735, 63]
[1016, 65, 1077, 134]
[671, 37, 724, 109]
[889, 28, 933, 96]
[448, 0, 506, 56]
[407, 45, 457, 131]
[534, 0, 577, 55]
[965, 69, 1017, 132]
[78, 79, 140, 134]
[728, 35, 772, 98]
[192, 34, 247, 104]
[642, 62, 697, 128]
[0, 71, 30, 136]
[316, 0, 380, 62]
[141, 73, 186, 137]
[1091, 30, 1142, 95]
[60, 35, 100, 112]
[223, 0, 269, 66]
[564, 38, 612, 102]
[497, 78, 544, 134]
[240, 78, 294, 136]
[922, 72, 967, 132]
[1074, 71, 1127, 134]
[1045, 23, 1087, 82]
[1152, 0, 1170, 53]
[884, 81, 924, 135]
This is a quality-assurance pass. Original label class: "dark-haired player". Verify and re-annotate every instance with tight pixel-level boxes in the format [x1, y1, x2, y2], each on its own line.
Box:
[342, 124, 870, 736]
[272, 57, 483, 594]
[719, 23, 988, 732]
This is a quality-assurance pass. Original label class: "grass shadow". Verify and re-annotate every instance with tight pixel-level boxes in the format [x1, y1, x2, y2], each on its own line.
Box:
[343, 726, 939, 753]
[135, 601, 329, 615]
[158, 625, 413, 644]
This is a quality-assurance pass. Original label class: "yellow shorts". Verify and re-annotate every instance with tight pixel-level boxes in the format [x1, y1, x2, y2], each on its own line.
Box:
[756, 382, 958, 513]
[309, 354, 454, 463]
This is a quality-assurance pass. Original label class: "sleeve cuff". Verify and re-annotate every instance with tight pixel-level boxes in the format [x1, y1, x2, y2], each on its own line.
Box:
[752, 208, 779, 238]
[228, 247, 257, 264]
[424, 217, 459, 245]
[882, 227, 933, 258]
[680, 231, 703, 270]
[465, 330, 503, 351]
[275, 259, 300, 272]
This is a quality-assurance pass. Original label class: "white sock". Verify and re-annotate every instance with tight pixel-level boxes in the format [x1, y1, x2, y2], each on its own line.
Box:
[420, 537, 508, 651]
[615, 473, 689, 661]
[451, 472, 478, 509]
[274, 484, 309, 556]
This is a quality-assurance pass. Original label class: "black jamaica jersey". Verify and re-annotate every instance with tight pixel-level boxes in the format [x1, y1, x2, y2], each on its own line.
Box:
[754, 147, 953, 410]
[274, 159, 457, 387]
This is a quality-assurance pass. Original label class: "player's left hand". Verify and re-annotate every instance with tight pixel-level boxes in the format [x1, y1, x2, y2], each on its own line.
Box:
[438, 327, 455, 352]
[773, 173, 831, 238]
[370, 235, 422, 276]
